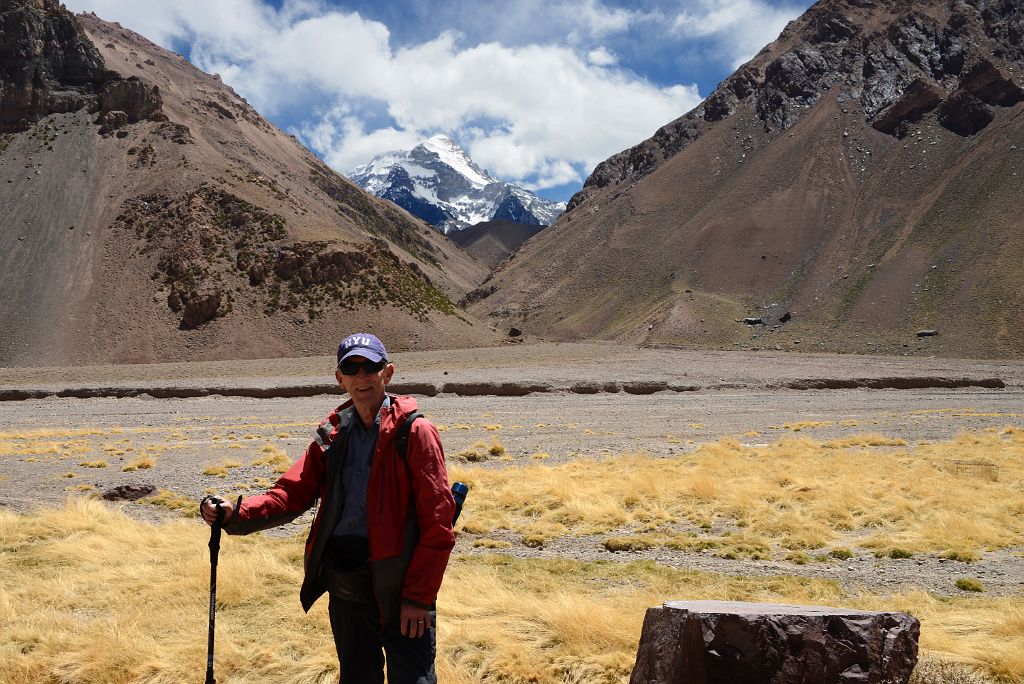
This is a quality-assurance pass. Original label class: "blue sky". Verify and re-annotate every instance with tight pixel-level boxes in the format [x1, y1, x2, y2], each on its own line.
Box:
[64, 0, 812, 201]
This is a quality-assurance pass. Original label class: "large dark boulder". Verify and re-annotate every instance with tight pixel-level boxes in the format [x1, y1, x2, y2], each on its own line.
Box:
[102, 484, 157, 501]
[630, 600, 920, 684]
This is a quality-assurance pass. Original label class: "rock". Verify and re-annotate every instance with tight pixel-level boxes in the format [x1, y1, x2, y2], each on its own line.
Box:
[508, 327, 522, 337]
[916, 329, 939, 337]
[101, 483, 156, 501]
[744, 317, 765, 325]
[779, 311, 792, 323]
[959, 58, 1023, 107]
[180, 284, 224, 328]
[870, 78, 945, 136]
[0, 0, 106, 132]
[630, 600, 920, 684]
[97, 109, 128, 134]
[99, 76, 167, 122]
[938, 91, 994, 136]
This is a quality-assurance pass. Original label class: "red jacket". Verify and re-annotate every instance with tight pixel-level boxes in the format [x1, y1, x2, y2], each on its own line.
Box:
[224, 395, 455, 618]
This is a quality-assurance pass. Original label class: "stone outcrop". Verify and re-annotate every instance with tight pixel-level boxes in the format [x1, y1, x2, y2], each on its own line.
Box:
[113, 187, 459, 326]
[98, 75, 167, 122]
[0, 0, 106, 131]
[178, 283, 224, 328]
[1, 1, 168, 133]
[630, 600, 920, 684]
[870, 78, 946, 136]
[937, 91, 994, 136]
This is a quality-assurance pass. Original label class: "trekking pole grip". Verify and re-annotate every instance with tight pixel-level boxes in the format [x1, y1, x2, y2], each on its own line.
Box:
[208, 502, 225, 564]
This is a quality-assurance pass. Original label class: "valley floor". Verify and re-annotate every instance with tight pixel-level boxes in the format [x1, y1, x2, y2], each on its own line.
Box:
[2, 343, 1022, 598]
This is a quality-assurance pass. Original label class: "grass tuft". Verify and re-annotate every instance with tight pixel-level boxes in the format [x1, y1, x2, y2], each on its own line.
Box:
[122, 455, 155, 472]
[955, 578, 985, 593]
[0, 501, 1022, 682]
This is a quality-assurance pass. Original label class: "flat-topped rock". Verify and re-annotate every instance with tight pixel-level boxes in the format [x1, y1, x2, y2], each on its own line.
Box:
[631, 600, 919, 684]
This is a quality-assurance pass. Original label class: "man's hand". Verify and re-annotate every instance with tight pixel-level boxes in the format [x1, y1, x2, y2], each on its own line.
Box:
[200, 496, 234, 526]
[400, 603, 431, 639]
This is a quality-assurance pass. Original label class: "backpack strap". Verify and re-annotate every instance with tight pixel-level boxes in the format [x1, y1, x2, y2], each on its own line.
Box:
[395, 412, 423, 463]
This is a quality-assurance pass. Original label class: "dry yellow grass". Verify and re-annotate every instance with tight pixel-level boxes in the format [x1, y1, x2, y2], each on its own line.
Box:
[783, 421, 833, 431]
[122, 455, 155, 472]
[203, 459, 244, 478]
[142, 489, 198, 515]
[252, 447, 292, 473]
[449, 429, 1024, 558]
[78, 460, 108, 469]
[0, 435, 92, 458]
[0, 499, 1020, 683]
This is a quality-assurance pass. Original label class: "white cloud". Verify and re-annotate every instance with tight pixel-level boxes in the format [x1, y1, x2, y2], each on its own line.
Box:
[587, 46, 618, 67]
[64, 0, 703, 191]
[570, 0, 634, 38]
[670, 0, 804, 68]
[296, 108, 422, 172]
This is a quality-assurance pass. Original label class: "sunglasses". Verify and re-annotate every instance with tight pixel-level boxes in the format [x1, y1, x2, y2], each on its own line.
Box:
[338, 359, 387, 376]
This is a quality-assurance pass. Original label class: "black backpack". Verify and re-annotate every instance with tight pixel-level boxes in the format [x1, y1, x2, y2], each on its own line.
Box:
[394, 411, 423, 463]
[394, 411, 467, 525]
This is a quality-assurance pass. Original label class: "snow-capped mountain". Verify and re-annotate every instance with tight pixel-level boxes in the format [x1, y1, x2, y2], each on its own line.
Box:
[347, 135, 564, 233]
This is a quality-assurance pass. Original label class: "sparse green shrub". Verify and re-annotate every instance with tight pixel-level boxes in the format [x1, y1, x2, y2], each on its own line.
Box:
[603, 536, 654, 552]
[786, 551, 811, 565]
[955, 578, 985, 592]
[523, 534, 545, 548]
[943, 550, 979, 563]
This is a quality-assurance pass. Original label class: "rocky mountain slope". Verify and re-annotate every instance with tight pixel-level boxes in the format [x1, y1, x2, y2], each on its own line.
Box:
[0, 0, 498, 366]
[349, 135, 564, 232]
[448, 220, 545, 270]
[468, 0, 1024, 359]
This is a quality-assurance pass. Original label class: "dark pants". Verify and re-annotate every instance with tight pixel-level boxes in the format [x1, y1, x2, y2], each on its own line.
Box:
[328, 595, 437, 684]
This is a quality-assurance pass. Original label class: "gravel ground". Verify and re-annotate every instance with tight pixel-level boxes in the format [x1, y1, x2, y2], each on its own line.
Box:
[2, 344, 1022, 598]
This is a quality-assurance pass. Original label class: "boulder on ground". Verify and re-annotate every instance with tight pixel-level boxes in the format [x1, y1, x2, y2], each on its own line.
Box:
[630, 600, 920, 684]
[180, 284, 224, 328]
[102, 484, 157, 501]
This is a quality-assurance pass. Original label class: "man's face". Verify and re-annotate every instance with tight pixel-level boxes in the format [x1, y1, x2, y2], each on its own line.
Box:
[336, 355, 394, 412]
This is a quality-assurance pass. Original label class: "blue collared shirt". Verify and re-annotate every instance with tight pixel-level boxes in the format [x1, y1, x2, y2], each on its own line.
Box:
[333, 396, 390, 538]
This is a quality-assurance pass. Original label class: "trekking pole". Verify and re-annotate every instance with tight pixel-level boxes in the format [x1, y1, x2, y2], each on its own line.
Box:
[205, 502, 226, 684]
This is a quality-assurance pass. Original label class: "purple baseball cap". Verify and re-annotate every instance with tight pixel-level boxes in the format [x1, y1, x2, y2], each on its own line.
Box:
[337, 333, 388, 365]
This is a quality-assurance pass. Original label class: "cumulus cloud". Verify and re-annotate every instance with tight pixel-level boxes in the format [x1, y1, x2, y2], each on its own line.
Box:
[670, 0, 805, 68]
[65, 0, 702, 191]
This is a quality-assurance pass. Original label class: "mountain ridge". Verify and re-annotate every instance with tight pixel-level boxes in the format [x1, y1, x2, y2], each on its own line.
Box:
[0, 1, 499, 366]
[349, 134, 564, 233]
[468, 0, 1024, 359]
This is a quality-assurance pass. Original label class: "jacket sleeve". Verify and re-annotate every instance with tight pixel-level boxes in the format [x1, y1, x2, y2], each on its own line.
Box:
[401, 419, 456, 607]
[224, 439, 326, 535]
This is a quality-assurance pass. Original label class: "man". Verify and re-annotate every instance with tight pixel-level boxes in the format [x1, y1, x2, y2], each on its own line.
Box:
[200, 333, 455, 683]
